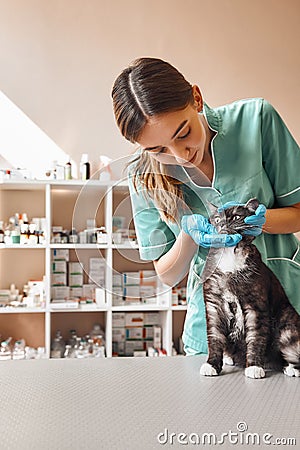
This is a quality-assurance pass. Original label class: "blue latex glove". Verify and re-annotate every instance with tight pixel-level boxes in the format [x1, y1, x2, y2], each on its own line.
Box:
[181, 214, 242, 248]
[219, 202, 266, 236]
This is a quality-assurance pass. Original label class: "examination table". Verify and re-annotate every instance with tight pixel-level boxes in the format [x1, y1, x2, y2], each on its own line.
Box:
[0, 355, 299, 449]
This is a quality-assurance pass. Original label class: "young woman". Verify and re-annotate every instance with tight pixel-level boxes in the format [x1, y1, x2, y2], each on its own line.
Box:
[111, 57, 300, 355]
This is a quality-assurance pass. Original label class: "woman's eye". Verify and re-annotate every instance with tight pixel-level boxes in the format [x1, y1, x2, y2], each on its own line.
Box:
[148, 147, 167, 155]
[177, 128, 191, 140]
[156, 147, 167, 154]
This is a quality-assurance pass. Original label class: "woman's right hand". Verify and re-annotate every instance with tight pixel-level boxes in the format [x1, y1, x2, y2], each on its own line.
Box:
[181, 214, 242, 248]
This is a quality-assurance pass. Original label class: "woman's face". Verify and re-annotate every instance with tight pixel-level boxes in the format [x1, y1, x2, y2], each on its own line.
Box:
[136, 87, 210, 168]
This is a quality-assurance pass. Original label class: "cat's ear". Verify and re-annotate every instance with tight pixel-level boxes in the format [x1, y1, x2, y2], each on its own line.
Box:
[205, 201, 218, 216]
[245, 198, 259, 212]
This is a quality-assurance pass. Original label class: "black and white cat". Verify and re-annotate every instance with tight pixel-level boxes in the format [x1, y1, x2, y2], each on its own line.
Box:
[200, 198, 300, 379]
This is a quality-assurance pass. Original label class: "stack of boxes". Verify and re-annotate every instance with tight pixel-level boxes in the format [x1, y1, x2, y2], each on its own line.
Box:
[112, 270, 157, 306]
[51, 249, 69, 303]
[112, 311, 162, 356]
[69, 262, 84, 298]
[89, 258, 105, 287]
[51, 250, 106, 307]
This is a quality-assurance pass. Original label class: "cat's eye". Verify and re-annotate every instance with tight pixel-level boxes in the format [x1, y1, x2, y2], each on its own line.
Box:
[214, 217, 221, 224]
[233, 215, 241, 221]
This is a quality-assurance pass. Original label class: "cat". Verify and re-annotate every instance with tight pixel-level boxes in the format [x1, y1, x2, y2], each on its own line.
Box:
[200, 198, 300, 379]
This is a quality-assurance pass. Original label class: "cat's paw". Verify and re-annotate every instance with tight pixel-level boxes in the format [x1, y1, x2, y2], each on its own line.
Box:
[284, 364, 300, 377]
[223, 355, 234, 366]
[200, 362, 218, 376]
[245, 366, 265, 379]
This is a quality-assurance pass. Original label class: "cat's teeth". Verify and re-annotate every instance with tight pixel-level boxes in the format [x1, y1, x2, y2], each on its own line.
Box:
[200, 362, 218, 376]
[283, 364, 300, 377]
[245, 365, 265, 379]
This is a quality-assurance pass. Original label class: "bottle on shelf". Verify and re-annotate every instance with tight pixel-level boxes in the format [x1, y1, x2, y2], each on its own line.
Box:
[20, 223, 29, 244]
[97, 227, 108, 244]
[36, 347, 47, 359]
[0, 337, 12, 361]
[76, 338, 89, 359]
[80, 154, 90, 181]
[12, 339, 26, 360]
[0, 221, 5, 243]
[89, 323, 106, 356]
[64, 156, 72, 180]
[28, 223, 38, 245]
[64, 344, 75, 359]
[51, 160, 58, 180]
[50, 330, 65, 358]
[68, 329, 78, 347]
[68, 228, 78, 244]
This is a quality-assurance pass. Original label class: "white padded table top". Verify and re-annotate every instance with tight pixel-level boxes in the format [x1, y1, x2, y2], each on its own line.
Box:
[0, 356, 299, 449]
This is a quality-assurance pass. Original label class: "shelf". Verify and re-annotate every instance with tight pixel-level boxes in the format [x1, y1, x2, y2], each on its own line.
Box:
[0, 180, 47, 190]
[50, 243, 138, 250]
[0, 307, 46, 314]
[0, 179, 129, 190]
[50, 306, 108, 313]
[49, 243, 109, 249]
[0, 244, 46, 249]
[112, 243, 139, 250]
[0, 178, 182, 358]
[111, 305, 169, 311]
[171, 305, 188, 311]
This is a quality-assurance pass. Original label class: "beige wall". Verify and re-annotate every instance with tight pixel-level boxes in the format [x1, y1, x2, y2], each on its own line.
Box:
[0, 0, 299, 175]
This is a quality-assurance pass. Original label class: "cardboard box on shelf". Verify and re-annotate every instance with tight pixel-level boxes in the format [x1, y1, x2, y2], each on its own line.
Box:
[112, 274, 122, 287]
[143, 327, 154, 339]
[125, 340, 144, 356]
[82, 284, 97, 300]
[95, 288, 106, 307]
[52, 249, 69, 261]
[112, 327, 125, 342]
[144, 312, 160, 326]
[123, 285, 140, 298]
[112, 312, 125, 327]
[68, 274, 83, 287]
[125, 312, 144, 327]
[52, 261, 67, 273]
[153, 325, 162, 348]
[122, 272, 140, 286]
[88, 270, 105, 286]
[125, 327, 143, 340]
[69, 287, 83, 298]
[89, 258, 106, 271]
[68, 262, 83, 274]
[51, 286, 70, 300]
[51, 273, 67, 286]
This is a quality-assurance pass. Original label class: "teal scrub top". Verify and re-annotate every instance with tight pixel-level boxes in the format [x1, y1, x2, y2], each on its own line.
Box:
[128, 98, 300, 354]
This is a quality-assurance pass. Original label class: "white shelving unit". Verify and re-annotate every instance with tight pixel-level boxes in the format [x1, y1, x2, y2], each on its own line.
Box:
[0, 179, 187, 357]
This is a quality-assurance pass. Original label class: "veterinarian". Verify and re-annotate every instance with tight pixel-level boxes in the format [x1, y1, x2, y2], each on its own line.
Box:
[111, 57, 300, 355]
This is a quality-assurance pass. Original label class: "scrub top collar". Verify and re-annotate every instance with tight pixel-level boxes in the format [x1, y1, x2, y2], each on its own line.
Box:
[202, 102, 222, 134]
[178, 102, 222, 191]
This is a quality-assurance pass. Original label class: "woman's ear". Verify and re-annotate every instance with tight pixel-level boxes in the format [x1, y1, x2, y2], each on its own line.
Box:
[192, 85, 203, 112]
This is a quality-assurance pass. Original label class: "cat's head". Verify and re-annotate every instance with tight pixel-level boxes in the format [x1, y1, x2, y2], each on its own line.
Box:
[207, 198, 259, 239]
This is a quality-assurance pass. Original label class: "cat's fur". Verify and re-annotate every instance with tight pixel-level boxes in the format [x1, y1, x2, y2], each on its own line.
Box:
[200, 198, 300, 378]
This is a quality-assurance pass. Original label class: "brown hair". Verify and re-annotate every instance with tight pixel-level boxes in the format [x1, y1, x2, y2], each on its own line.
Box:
[111, 57, 194, 221]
